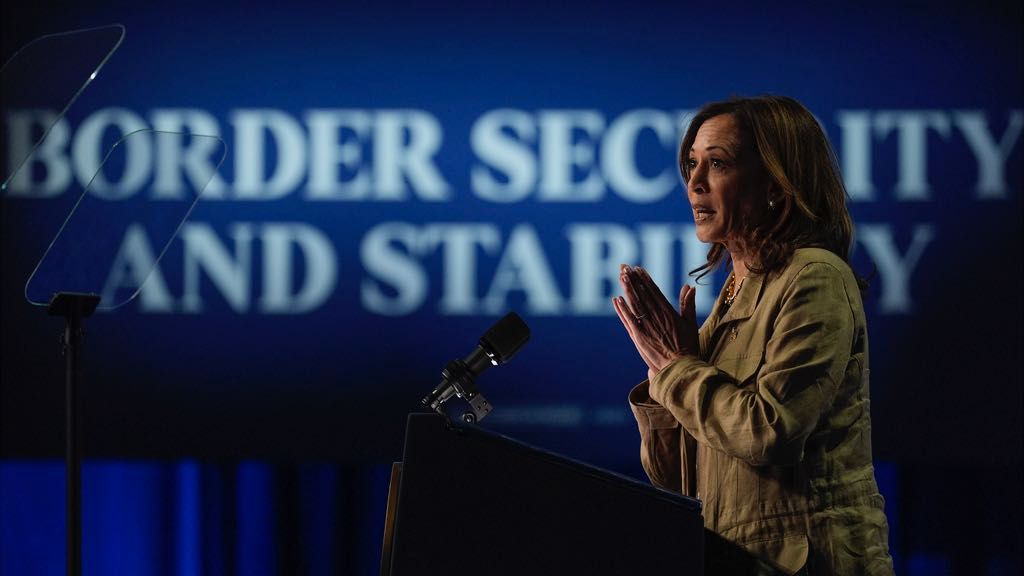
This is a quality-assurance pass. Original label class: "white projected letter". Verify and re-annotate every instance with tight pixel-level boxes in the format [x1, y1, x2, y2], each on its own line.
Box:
[100, 223, 174, 312]
[72, 108, 151, 199]
[361, 222, 428, 315]
[566, 223, 637, 314]
[424, 223, 501, 315]
[231, 109, 305, 200]
[306, 109, 372, 200]
[874, 111, 950, 201]
[374, 110, 450, 201]
[259, 223, 337, 314]
[857, 224, 936, 314]
[5, 111, 71, 197]
[601, 110, 676, 203]
[483, 224, 563, 314]
[636, 224, 675, 302]
[836, 110, 875, 201]
[954, 110, 1023, 200]
[470, 109, 537, 202]
[150, 109, 228, 200]
[538, 110, 605, 201]
[180, 222, 253, 313]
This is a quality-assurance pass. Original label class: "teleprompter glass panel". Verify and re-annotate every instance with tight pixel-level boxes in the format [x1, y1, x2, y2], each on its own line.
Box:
[1, 24, 125, 191]
[24, 129, 227, 310]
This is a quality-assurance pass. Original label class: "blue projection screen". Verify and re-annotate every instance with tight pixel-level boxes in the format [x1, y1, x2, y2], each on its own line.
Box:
[1, 1, 1021, 474]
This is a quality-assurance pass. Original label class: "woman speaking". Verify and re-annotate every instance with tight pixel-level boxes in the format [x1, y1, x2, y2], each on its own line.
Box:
[614, 96, 894, 575]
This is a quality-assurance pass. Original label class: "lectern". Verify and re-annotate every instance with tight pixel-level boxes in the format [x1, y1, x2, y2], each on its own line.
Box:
[381, 413, 704, 575]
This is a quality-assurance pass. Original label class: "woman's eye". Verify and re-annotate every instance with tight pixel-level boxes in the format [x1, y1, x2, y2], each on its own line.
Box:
[685, 158, 697, 170]
[710, 158, 725, 169]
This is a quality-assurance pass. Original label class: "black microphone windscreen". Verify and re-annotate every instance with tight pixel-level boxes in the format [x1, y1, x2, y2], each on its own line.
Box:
[480, 312, 530, 364]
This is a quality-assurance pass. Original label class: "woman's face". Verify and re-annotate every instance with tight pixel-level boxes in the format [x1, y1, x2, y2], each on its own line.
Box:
[683, 114, 767, 248]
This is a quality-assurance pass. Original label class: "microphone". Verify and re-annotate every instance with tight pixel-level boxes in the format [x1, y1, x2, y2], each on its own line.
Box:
[421, 312, 530, 422]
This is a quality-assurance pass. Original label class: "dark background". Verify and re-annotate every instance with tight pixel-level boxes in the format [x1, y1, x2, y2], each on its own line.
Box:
[2, 1, 1021, 574]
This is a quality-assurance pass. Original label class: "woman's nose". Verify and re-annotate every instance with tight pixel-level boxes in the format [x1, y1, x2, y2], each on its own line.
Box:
[688, 164, 708, 194]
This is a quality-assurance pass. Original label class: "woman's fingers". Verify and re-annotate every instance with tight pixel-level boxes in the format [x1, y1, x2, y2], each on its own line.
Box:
[678, 284, 690, 315]
[643, 268, 681, 318]
[684, 285, 697, 324]
[616, 264, 702, 371]
[613, 295, 642, 341]
[675, 284, 699, 356]
[632, 266, 660, 304]
[678, 284, 698, 323]
[618, 265, 644, 318]
[613, 296, 658, 370]
[612, 294, 633, 331]
[625, 266, 667, 317]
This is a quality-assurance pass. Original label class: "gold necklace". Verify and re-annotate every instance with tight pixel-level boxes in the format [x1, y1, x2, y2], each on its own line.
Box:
[724, 273, 745, 306]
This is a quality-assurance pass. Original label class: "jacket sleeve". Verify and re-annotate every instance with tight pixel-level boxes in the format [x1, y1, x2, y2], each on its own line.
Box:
[648, 262, 856, 467]
[628, 382, 683, 492]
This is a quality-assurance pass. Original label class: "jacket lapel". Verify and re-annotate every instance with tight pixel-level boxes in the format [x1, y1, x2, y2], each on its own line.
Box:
[706, 272, 767, 357]
[720, 271, 766, 324]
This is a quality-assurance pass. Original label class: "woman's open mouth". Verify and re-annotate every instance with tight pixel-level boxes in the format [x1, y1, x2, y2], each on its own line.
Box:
[694, 208, 715, 222]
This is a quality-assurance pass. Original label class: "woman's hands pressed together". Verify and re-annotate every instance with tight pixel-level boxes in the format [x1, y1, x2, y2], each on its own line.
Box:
[613, 265, 700, 382]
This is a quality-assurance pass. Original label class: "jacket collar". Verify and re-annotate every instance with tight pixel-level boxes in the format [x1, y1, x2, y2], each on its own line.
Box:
[718, 270, 767, 324]
[698, 269, 768, 361]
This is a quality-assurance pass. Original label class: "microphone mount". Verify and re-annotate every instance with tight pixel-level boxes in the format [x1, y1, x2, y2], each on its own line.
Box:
[433, 358, 493, 424]
[421, 312, 529, 423]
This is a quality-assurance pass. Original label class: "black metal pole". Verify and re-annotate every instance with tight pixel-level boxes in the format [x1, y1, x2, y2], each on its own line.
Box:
[48, 292, 99, 576]
[65, 310, 82, 576]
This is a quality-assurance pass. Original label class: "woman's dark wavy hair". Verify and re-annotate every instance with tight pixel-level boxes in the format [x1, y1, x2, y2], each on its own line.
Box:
[679, 95, 858, 283]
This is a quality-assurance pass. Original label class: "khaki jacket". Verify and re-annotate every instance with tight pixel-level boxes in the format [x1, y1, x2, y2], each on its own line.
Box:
[629, 248, 893, 575]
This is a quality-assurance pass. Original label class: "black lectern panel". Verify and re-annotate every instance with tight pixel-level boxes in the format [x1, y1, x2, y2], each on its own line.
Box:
[386, 413, 703, 575]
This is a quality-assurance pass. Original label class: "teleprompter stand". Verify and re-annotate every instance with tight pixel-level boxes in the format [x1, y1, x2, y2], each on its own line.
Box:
[4, 28, 223, 576]
[380, 413, 705, 575]
[48, 292, 100, 576]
